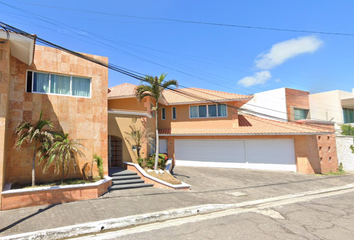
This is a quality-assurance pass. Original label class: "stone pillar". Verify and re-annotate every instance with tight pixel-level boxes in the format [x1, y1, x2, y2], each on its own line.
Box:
[0, 41, 11, 210]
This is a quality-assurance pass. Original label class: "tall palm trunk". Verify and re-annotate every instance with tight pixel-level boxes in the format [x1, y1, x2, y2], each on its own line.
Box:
[62, 160, 65, 182]
[32, 140, 38, 186]
[154, 101, 159, 170]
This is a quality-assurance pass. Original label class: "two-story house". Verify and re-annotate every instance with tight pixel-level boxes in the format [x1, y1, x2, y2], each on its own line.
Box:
[0, 32, 108, 210]
[108, 83, 338, 175]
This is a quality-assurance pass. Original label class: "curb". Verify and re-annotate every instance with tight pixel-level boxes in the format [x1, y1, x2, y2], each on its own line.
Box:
[1, 183, 354, 240]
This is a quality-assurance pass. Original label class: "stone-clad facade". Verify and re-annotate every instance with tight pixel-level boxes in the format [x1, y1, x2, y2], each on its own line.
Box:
[0, 40, 108, 209]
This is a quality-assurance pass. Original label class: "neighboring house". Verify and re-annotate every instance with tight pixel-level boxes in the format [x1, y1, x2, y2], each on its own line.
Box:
[241, 87, 354, 171]
[240, 87, 310, 122]
[108, 83, 338, 174]
[0, 32, 108, 210]
[309, 89, 354, 170]
[309, 89, 354, 129]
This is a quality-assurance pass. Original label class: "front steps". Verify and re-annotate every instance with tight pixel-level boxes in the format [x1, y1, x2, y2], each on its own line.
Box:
[109, 168, 153, 191]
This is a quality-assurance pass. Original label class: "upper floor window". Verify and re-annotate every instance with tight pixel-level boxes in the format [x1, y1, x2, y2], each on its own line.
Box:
[343, 108, 354, 123]
[190, 104, 227, 118]
[172, 107, 177, 120]
[161, 108, 166, 120]
[293, 108, 309, 120]
[27, 71, 91, 97]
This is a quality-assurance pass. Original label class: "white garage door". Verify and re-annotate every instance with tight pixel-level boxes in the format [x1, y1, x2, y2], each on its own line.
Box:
[175, 139, 296, 171]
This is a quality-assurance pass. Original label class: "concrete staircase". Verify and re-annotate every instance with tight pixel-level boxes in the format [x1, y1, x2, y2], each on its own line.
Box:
[108, 168, 153, 191]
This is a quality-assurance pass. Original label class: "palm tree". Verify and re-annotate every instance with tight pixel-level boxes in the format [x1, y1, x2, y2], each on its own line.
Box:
[15, 112, 53, 186]
[125, 124, 154, 158]
[135, 74, 178, 170]
[39, 131, 86, 182]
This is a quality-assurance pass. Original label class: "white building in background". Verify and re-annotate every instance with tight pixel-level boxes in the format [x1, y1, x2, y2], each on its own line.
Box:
[241, 87, 354, 171]
[309, 89, 354, 127]
[309, 89, 354, 171]
[239, 88, 288, 121]
[240, 87, 310, 122]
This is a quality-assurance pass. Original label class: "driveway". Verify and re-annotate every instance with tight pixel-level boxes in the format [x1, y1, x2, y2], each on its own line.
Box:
[1, 166, 354, 237]
[171, 166, 354, 200]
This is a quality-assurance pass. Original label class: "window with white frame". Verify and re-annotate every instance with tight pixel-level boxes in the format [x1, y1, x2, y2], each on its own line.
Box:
[172, 107, 177, 120]
[161, 107, 166, 120]
[27, 71, 91, 97]
[190, 104, 227, 118]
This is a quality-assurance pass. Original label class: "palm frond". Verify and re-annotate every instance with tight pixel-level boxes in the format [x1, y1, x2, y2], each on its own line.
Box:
[39, 131, 86, 178]
[161, 79, 178, 89]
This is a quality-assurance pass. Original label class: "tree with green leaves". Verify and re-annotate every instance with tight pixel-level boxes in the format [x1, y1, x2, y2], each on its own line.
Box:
[15, 112, 53, 186]
[39, 131, 86, 182]
[125, 124, 154, 158]
[341, 124, 354, 154]
[135, 74, 178, 170]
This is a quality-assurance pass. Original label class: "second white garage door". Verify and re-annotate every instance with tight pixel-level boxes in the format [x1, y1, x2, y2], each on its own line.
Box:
[175, 139, 296, 171]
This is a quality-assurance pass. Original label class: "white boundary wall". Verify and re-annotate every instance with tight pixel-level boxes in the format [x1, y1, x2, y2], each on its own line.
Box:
[336, 135, 354, 171]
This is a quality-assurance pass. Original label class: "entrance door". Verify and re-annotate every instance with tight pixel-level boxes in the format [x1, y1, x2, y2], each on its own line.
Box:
[108, 135, 123, 167]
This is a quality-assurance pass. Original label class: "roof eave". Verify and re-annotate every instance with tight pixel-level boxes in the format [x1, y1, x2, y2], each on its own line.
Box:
[159, 132, 332, 136]
[108, 109, 151, 118]
[165, 97, 253, 106]
[0, 31, 36, 66]
[108, 95, 136, 100]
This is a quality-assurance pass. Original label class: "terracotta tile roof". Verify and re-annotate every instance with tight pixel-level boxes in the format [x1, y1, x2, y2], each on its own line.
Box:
[108, 83, 137, 99]
[158, 129, 171, 135]
[158, 114, 332, 135]
[108, 84, 252, 104]
[162, 88, 252, 104]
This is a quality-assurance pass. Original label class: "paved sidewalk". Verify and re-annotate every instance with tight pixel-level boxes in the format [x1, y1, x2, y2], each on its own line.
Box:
[1, 167, 354, 238]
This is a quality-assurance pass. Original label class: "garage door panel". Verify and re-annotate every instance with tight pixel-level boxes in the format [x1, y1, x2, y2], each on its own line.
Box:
[245, 139, 295, 165]
[175, 138, 296, 171]
[175, 139, 246, 163]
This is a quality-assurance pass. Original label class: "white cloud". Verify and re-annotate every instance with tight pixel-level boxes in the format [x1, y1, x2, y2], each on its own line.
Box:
[237, 71, 272, 87]
[255, 36, 323, 70]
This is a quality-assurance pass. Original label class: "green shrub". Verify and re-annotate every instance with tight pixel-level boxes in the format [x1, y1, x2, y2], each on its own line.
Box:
[338, 162, 345, 173]
[137, 157, 146, 168]
[137, 154, 168, 170]
[150, 154, 167, 169]
[146, 156, 155, 169]
[93, 154, 104, 179]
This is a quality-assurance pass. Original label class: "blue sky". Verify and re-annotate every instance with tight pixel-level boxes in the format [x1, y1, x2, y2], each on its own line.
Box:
[1, 0, 354, 95]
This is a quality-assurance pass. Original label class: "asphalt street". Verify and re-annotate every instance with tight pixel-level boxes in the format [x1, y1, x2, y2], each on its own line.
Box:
[72, 189, 354, 240]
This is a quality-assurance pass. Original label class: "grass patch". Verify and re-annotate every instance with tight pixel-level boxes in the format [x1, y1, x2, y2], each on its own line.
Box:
[324, 170, 346, 176]
[11, 178, 100, 190]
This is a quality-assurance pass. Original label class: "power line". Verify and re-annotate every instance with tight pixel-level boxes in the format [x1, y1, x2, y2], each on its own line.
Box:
[7, 0, 354, 37]
[0, 22, 147, 81]
[0, 1, 341, 97]
[0, 21, 337, 126]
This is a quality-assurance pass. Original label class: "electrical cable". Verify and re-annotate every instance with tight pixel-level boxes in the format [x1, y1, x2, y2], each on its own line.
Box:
[0, 21, 339, 125]
[7, 0, 354, 37]
[0, 2, 340, 97]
